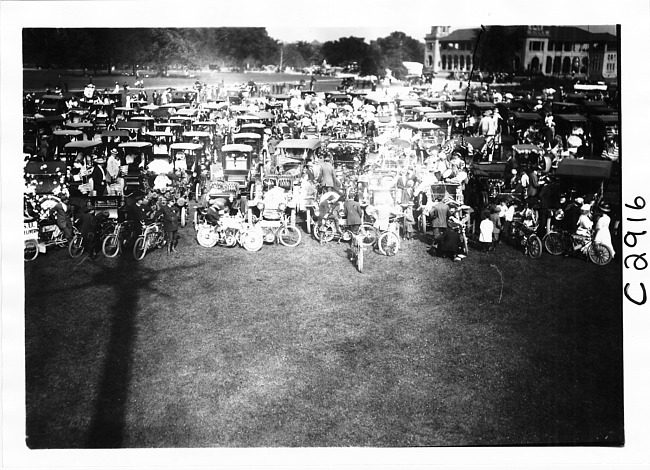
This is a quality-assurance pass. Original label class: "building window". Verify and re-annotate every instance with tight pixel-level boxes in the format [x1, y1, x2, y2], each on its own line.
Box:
[562, 56, 571, 73]
[564, 42, 571, 52]
[553, 56, 561, 74]
[459, 55, 465, 70]
[581, 57, 589, 74]
[427, 55, 433, 67]
[545, 56, 553, 74]
[453, 55, 459, 69]
[529, 41, 543, 51]
[442, 55, 447, 70]
[466, 55, 471, 69]
[572, 57, 580, 73]
[428, 43, 433, 51]
[530, 56, 540, 71]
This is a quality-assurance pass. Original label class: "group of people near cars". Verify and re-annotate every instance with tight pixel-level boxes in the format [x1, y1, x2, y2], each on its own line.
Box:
[24, 73, 618, 264]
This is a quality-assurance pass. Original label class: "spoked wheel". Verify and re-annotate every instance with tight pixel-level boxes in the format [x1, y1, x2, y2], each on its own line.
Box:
[543, 232, 564, 256]
[180, 207, 187, 228]
[378, 231, 400, 256]
[68, 235, 85, 259]
[241, 226, 263, 252]
[358, 223, 378, 247]
[279, 225, 302, 247]
[526, 234, 543, 259]
[196, 226, 218, 248]
[194, 182, 201, 202]
[223, 229, 238, 247]
[305, 209, 313, 234]
[588, 242, 612, 265]
[102, 234, 121, 258]
[24, 239, 39, 262]
[133, 236, 147, 260]
[356, 243, 364, 273]
[314, 225, 335, 243]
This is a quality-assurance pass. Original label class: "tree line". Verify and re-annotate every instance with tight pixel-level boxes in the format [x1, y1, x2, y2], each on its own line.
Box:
[23, 28, 424, 79]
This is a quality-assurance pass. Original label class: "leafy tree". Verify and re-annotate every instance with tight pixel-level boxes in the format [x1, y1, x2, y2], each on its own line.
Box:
[373, 31, 424, 79]
[293, 41, 323, 67]
[321, 36, 371, 67]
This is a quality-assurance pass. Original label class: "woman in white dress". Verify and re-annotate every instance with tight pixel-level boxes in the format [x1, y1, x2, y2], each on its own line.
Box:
[593, 202, 615, 257]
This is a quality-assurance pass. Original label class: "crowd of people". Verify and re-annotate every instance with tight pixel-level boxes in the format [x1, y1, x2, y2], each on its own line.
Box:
[23, 73, 619, 263]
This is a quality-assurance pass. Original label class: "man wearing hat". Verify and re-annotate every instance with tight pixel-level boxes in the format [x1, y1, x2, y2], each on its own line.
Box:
[318, 156, 336, 192]
[479, 109, 494, 137]
[154, 196, 181, 254]
[91, 156, 108, 196]
[106, 148, 121, 190]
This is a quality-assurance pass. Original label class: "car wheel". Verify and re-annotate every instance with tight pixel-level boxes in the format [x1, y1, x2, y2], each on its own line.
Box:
[378, 231, 400, 256]
[241, 226, 263, 252]
[68, 235, 85, 259]
[197, 226, 218, 248]
[279, 226, 302, 247]
[24, 239, 39, 262]
[588, 242, 612, 265]
[133, 236, 147, 260]
[358, 223, 378, 247]
[102, 234, 121, 258]
[543, 232, 564, 256]
[527, 234, 543, 259]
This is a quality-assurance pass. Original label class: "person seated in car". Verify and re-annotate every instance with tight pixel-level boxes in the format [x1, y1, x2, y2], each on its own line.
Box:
[205, 199, 224, 226]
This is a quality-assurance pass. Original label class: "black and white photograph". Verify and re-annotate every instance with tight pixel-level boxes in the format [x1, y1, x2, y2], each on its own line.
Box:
[1, 1, 649, 469]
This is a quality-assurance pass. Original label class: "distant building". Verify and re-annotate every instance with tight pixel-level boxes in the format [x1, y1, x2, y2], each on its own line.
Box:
[423, 25, 617, 80]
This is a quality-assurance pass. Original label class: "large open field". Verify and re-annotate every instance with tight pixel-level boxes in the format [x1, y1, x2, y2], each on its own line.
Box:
[24, 214, 623, 448]
[23, 69, 351, 94]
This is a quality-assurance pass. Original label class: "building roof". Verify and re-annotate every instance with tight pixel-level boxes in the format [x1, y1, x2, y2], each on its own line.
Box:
[439, 28, 478, 42]
[435, 26, 617, 44]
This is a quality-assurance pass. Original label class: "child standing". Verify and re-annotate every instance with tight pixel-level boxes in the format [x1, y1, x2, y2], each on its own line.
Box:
[403, 202, 416, 240]
[489, 205, 502, 250]
[479, 209, 494, 252]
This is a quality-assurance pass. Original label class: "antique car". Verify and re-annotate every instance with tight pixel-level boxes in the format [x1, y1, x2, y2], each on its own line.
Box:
[37, 94, 68, 117]
[554, 114, 590, 155]
[52, 129, 83, 162]
[232, 132, 264, 164]
[555, 158, 613, 203]
[119, 141, 153, 193]
[274, 139, 321, 176]
[589, 114, 619, 158]
[325, 138, 368, 171]
[424, 112, 455, 143]
[219, 143, 255, 196]
[396, 99, 422, 122]
[63, 140, 104, 195]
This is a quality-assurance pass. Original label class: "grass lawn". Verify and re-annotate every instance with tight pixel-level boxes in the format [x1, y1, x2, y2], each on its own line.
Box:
[24, 216, 623, 448]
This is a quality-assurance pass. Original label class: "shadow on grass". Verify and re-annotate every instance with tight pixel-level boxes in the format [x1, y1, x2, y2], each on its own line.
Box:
[83, 254, 200, 448]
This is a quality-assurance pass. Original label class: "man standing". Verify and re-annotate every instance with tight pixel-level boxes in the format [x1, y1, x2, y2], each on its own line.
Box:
[50, 195, 73, 240]
[91, 157, 108, 196]
[343, 194, 364, 233]
[430, 197, 450, 239]
[526, 167, 541, 203]
[318, 156, 336, 192]
[154, 197, 180, 254]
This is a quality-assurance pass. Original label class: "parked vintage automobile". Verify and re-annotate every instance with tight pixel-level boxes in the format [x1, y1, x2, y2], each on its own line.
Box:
[219, 143, 255, 196]
[324, 138, 368, 171]
[274, 139, 321, 176]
